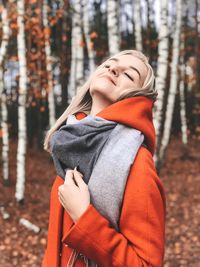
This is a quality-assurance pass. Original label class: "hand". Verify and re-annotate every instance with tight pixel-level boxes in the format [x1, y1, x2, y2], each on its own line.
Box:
[58, 168, 90, 223]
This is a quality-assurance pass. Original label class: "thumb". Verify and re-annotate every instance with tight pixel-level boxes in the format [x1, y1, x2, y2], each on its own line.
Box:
[73, 169, 86, 188]
[74, 166, 83, 177]
[64, 169, 75, 185]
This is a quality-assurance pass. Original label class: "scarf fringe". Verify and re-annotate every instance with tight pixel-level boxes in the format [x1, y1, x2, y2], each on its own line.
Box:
[67, 249, 98, 267]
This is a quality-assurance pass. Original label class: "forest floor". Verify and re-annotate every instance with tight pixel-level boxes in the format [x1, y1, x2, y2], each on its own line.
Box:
[0, 135, 200, 267]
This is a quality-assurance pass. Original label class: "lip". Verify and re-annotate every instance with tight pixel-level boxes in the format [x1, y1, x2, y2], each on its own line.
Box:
[101, 74, 116, 85]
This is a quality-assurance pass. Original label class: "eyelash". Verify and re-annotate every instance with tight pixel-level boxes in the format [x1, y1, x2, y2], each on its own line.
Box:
[125, 73, 134, 81]
[104, 65, 134, 81]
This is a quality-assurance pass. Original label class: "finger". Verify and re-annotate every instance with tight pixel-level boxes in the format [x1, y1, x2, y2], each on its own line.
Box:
[64, 169, 79, 187]
[58, 195, 65, 208]
[74, 166, 83, 177]
[64, 169, 75, 185]
[58, 193, 64, 203]
[58, 191, 62, 203]
[73, 170, 87, 188]
[58, 186, 64, 200]
[58, 190, 65, 204]
[58, 185, 64, 193]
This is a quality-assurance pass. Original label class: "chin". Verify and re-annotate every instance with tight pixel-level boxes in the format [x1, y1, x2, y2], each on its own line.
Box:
[90, 80, 112, 94]
[89, 87, 116, 104]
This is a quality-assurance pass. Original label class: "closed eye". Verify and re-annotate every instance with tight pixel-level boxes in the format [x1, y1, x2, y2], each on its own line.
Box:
[104, 65, 134, 82]
[125, 73, 134, 81]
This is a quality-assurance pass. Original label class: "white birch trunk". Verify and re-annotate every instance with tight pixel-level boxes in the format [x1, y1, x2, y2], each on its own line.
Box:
[107, 0, 120, 55]
[43, 0, 56, 128]
[159, 0, 182, 163]
[68, 0, 84, 103]
[153, 0, 169, 165]
[179, 26, 188, 146]
[82, 0, 95, 75]
[185, 64, 193, 93]
[179, 55, 188, 145]
[0, 7, 10, 185]
[15, 0, 28, 202]
[133, 0, 143, 51]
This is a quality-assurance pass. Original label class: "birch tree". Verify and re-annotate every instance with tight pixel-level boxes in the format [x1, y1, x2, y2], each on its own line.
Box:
[68, 0, 84, 103]
[133, 0, 143, 51]
[145, 0, 154, 61]
[60, 0, 69, 109]
[179, 33, 188, 149]
[153, 0, 169, 165]
[0, 6, 10, 185]
[195, 0, 200, 94]
[82, 0, 95, 75]
[43, 0, 56, 128]
[179, 1, 189, 150]
[158, 0, 182, 165]
[107, 0, 120, 55]
[15, 0, 28, 202]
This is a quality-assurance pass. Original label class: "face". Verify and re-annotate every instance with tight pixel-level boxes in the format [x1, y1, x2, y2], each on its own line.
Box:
[89, 54, 148, 104]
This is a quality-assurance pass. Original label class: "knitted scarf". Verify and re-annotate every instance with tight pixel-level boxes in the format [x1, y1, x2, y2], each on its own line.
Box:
[50, 113, 144, 267]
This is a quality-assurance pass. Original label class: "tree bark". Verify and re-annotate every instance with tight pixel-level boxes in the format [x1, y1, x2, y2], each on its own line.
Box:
[82, 0, 95, 74]
[0, 6, 10, 185]
[68, 0, 84, 103]
[153, 0, 169, 166]
[133, 0, 143, 51]
[158, 0, 182, 166]
[107, 0, 120, 55]
[15, 0, 28, 202]
[43, 0, 56, 128]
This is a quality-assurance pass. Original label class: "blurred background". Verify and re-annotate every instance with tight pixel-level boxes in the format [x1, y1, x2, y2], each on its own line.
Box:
[0, 0, 199, 266]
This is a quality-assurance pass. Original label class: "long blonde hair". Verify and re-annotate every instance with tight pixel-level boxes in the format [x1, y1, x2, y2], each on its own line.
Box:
[44, 49, 157, 152]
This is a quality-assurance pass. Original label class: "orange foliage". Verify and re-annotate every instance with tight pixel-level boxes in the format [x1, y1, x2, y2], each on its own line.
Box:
[29, 0, 37, 4]
[0, 128, 3, 138]
[79, 39, 85, 47]
[40, 106, 45, 112]
[62, 35, 68, 42]
[30, 17, 40, 25]
[31, 102, 37, 107]
[57, 9, 64, 18]
[10, 55, 18, 61]
[49, 18, 57, 26]
[35, 8, 41, 15]
[89, 42, 94, 49]
[0, 5, 4, 13]
[90, 31, 98, 39]
[10, 23, 18, 31]
[44, 27, 51, 37]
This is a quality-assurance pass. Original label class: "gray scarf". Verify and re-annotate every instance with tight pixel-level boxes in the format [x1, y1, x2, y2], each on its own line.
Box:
[50, 114, 144, 267]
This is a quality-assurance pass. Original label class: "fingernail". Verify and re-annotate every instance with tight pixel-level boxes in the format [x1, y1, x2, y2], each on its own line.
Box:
[75, 165, 80, 171]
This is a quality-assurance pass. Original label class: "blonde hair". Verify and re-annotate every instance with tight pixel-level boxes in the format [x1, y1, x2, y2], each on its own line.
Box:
[44, 49, 157, 152]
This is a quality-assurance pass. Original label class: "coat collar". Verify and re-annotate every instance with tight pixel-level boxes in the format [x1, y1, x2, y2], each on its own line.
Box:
[76, 96, 156, 155]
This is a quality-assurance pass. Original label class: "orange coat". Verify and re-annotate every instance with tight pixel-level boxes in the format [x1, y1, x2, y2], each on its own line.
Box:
[42, 96, 166, 267]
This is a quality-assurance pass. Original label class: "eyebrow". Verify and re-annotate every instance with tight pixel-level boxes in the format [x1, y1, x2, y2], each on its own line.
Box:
[109, 57, 141, 79]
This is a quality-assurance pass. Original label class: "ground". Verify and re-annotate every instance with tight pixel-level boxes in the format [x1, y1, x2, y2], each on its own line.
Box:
[0, 136, 199, 267]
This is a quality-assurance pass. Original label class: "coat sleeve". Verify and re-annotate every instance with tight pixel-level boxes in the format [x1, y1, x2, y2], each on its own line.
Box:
[62, 147, 166, 267]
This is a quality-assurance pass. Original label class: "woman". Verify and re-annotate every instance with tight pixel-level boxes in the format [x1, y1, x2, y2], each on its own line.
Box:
[42, 49, 166, 267]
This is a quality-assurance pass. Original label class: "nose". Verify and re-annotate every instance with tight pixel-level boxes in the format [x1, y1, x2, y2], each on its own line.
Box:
[108, 64, 118, 76]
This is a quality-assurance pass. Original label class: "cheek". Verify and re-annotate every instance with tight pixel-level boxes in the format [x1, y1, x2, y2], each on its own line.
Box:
[119, 77, 136, 91]
[133, 82, 141, 89]
[90, 77, 115, 92]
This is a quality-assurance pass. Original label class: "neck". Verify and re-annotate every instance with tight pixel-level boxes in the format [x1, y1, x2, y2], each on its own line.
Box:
[90, 95, 113, 116]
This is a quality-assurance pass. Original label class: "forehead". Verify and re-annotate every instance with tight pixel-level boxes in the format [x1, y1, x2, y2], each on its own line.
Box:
[107, 54, 148, 80]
